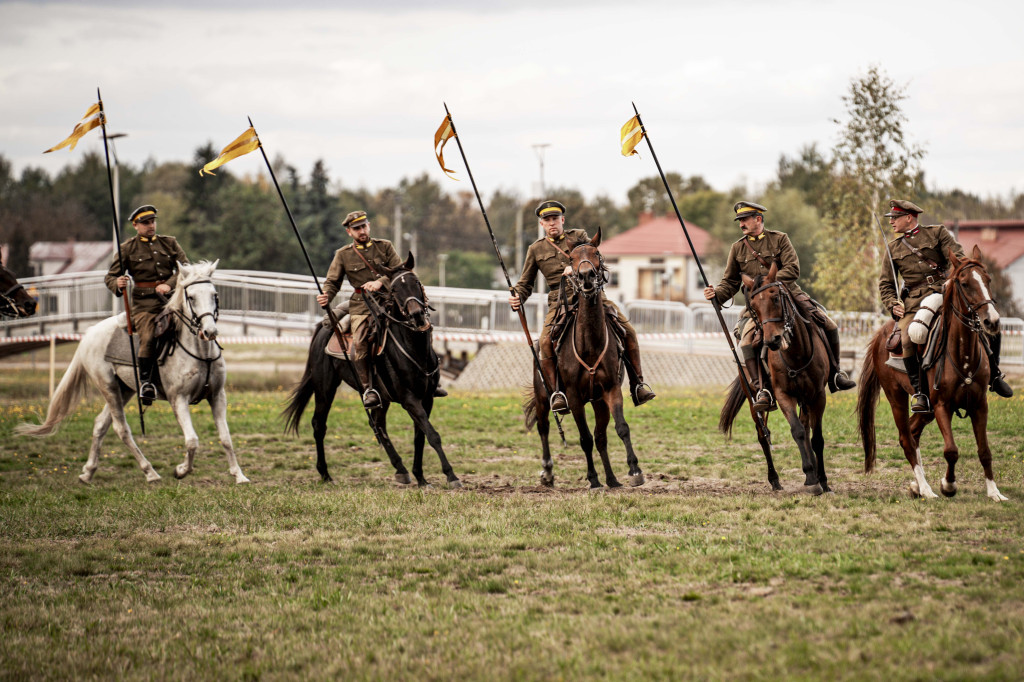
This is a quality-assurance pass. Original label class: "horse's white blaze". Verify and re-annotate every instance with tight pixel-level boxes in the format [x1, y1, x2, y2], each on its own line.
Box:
[985, 478, 1008, 501]
[913, 461, 938, 498]
[973, 271, 1000, 326]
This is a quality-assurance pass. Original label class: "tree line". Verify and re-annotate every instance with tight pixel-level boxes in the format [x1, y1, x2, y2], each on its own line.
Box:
[3, 67, 1022, 313]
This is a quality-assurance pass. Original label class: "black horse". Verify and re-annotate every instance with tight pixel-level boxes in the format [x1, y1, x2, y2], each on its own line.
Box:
[284, 254, 460, 488]
[0, 264, 37, 318]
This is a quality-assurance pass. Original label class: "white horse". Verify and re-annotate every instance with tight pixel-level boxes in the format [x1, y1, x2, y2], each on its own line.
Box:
[16, 261, 249, 484]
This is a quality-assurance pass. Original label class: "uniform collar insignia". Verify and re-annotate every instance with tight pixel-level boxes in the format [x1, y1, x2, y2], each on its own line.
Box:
[746, 233, 765, 241]
[547, 234, 565, 243]
[139, 236, 151, 243]
[906, 227, 920, 236]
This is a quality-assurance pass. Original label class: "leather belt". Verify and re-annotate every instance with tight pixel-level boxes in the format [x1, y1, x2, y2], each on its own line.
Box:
[134, 281, 166, 289]
[353, 287, 364, 294]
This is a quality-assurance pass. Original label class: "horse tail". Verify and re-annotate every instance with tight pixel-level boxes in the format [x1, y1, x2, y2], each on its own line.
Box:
[857, 329, 884, 473]
[282, 332, 320, 435]
[522, 388, 538, 431]
[15, 352, 89, 437]
[718, 375, 746, 438]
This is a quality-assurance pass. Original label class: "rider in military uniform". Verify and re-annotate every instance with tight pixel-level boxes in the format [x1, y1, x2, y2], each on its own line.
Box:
[508, 200, 655, 414]
[104, 204, 189, 403]
[704, 201, 856, 411]
[316, 210, 447, 408]
[879, 199, 1013, 414]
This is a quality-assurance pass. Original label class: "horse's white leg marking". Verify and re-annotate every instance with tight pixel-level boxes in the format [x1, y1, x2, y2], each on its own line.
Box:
[209, 387, 248, 484]
[986, 478, 1009, 502]
[913, 451, 937, 498]
[941, 476, 958, 495]
[973, 271, 1000, 327]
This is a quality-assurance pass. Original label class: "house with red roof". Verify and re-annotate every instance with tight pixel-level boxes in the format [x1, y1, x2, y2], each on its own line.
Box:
[953, 220, 1024, 312]
[600, 212, 714, 303]
[29, 241, 113, 276]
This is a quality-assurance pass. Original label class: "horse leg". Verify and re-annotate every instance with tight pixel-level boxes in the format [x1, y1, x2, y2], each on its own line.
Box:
[608, 389, 644, 486]
[80, 404, 113, 483]
[401, 398, 460, 488]
[311, 382, 338, 483]
[106, 395, 161, 483]
[776, 393, 822, 494]
[569, 401, 600, 489]
[536, 386, 555, 487]
[208, 388, 248, 484]
[969, 403, 1008, 501]
[809, 393, 828, 493]
[375, 403, 412, 485]
[592, 397, 620, 488]
[166, 394, 200, 480]
[883, 384, 938, 499]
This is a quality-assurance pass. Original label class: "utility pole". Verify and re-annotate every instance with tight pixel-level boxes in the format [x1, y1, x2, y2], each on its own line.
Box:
[393, 200, 403, 256]
[104, 132, 127, 230]
[532, 143, 551, 331]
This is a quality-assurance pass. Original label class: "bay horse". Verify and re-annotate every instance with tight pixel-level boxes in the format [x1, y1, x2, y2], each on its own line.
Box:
[283, 253, 460, 488]
[524, 228, 644, 490]
[719, 261, 830, 494]
[0, 263, 37, 318]
[16, 261, 250, 484]
[858, 245, 1008, 501]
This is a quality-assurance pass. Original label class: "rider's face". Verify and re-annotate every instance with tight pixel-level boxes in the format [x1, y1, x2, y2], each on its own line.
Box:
[738, 215, 763, 237]
[540, 214, 565, 238]
[346, 222, 371, 244]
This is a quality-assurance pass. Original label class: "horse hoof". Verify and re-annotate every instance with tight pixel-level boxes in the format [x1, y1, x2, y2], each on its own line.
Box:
[394, 473, 412, 485]
[770, 481, 784, 492]
[802, 483, 823, 496]
[146, 471, 162, 483]
[173, 466, 188, 480]
[540, 472, 554, 487]
[235, 475, 251, 484]
[628, 473, 645, 487]
[588, 483, 603, 492]
[607, 481, 623, 489]
[941, 480, 957, 497]
[447, 480, 462, 489]
[909, 482, 921, 499]
[78, 474, 92, 485]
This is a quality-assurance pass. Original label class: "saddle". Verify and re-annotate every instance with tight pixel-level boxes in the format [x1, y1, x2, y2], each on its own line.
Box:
[550, 299, 627, 355]
[882, 318, 944, 375]
[322, 301, 386, 360]
[103, 321, 177, 367]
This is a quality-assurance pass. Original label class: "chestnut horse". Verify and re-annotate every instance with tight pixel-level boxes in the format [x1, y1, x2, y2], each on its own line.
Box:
[523, 228, 644, 489]
[719, 261, 831, 494]
[858, 245, 1008, 501]
[0, 264, 37, 318]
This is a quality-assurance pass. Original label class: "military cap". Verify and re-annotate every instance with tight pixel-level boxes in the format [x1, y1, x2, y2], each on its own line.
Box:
[733, 201, 766, 221]
[883, 199, 923, 217]
[343, 210, 369, 228]
[535, 200, 566, 218]
[129, 205, 158, 223]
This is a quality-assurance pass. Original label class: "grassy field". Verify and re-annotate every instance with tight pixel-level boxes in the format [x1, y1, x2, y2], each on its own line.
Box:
[2, 366, 1023, 680]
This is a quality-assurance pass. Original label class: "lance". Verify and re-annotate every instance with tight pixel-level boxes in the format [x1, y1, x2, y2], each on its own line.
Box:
[246, 117, 385, 447]
[442, 104, 566, 444]
[629, 102, 772, 448]
[871, 210, 903, 316]
[97, 88, 146, 434]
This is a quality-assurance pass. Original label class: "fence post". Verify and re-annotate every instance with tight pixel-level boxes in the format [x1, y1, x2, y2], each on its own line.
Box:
[49, 334, 56, 399]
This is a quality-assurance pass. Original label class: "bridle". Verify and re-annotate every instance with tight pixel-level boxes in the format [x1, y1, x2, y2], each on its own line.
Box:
[567, 244, 607, 300]
[0, 269, 30, 318]
[364, 268, 439, 379]
[747, 279, 816, 377]
[949, 262, 996, 334]
[180, 279, 220, 334]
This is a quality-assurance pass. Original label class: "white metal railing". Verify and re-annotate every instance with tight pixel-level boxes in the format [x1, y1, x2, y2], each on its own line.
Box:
[3, 270, 1022, 364]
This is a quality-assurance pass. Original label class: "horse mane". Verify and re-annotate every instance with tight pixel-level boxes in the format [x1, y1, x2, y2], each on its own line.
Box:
[941, 255, 984, 322]
[166, 260, 218, 313]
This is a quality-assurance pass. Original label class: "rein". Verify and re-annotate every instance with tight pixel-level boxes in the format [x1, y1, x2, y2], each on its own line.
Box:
[940, 262, 993, 389]
[364, 270, 440, 380]
[566, 244, 615, 398]
[0, 279, 28, 318]
[747, 280, 816, 378]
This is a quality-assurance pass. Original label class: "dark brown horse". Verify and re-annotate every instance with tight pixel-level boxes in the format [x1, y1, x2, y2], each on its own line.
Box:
[524, 228, 644, 489]
[719, 261, 831, 494]
[858, 245, 1008, 501]
[0, 264, 37, 318]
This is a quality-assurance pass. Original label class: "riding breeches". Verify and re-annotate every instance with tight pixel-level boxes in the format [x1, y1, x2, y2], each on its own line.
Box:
[540, 297, 637, 360]
[736, 303, 840, 361]
[351, 314, 373, 361]
[131, 309, 158, 358]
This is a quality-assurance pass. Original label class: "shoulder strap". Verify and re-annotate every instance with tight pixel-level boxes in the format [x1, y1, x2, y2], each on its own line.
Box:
[352, 246, 382, 277]
[547, 238, 573, 260]
[898, 236, 944, 273]
[741, 237, 773, 268]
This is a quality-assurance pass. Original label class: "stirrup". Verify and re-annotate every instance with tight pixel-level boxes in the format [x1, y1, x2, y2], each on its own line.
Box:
[549, 391, 570, 414]
[139, 381, 157, 405]
[753, 388, 776, 413]
[910, 393, 932, 414]
[831, 370, 856, 392]
[433, 386, 448, 398]
[989, 373, 1013, 398]
[362, 387, 382, 408]
[631, 382, 656, 406]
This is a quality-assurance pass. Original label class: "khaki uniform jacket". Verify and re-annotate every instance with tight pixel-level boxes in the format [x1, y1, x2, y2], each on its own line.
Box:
[512, 229, 590, 308]
[322, 238, 402, 316]
[103, 235, 189, 315]
[879, 224, 965, 316]
[713, 229, 804, 306]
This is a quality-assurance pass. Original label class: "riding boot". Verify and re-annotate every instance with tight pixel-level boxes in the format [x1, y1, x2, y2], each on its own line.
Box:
[745, 356, 774, 412]
[540, 354, 569, 414]
[623, 331, 656, 406]
[433, 384, 449, 398]
[904, 352, 932, 414]
[986, 332, 1013, 398]
[825, 327, 857, 392]
[137, 357, 157, 405]
[355, 358, 381, 409]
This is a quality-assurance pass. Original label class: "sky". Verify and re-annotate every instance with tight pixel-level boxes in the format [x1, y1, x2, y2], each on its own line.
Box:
[2, 0, 1023, 205]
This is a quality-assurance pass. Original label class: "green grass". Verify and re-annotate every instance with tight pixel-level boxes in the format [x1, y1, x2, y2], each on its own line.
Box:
[2, 368, 1024, 680]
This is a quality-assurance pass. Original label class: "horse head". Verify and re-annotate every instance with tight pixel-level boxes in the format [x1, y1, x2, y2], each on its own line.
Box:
[570, 227, 606, 299]
[0, 264, 37, 318]
[742, 261, 789, 351]
[382, 252, 431, 332]
[947, 245, 1000, 336]
[169, 260, 220, 341]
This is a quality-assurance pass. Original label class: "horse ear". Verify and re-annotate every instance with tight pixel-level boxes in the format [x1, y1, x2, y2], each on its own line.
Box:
[767, 260, 779, 281]
[742, 273, 755, 291]
[210, 259, 220, 271]
[948, 248, 962, 269]
[404, 251, 415, 270]
[971, 244, 982, 261]
[590, 227, 602, 247]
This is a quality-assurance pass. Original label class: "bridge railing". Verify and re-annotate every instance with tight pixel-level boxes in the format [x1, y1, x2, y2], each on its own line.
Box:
[3, 269, 1022, 363]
